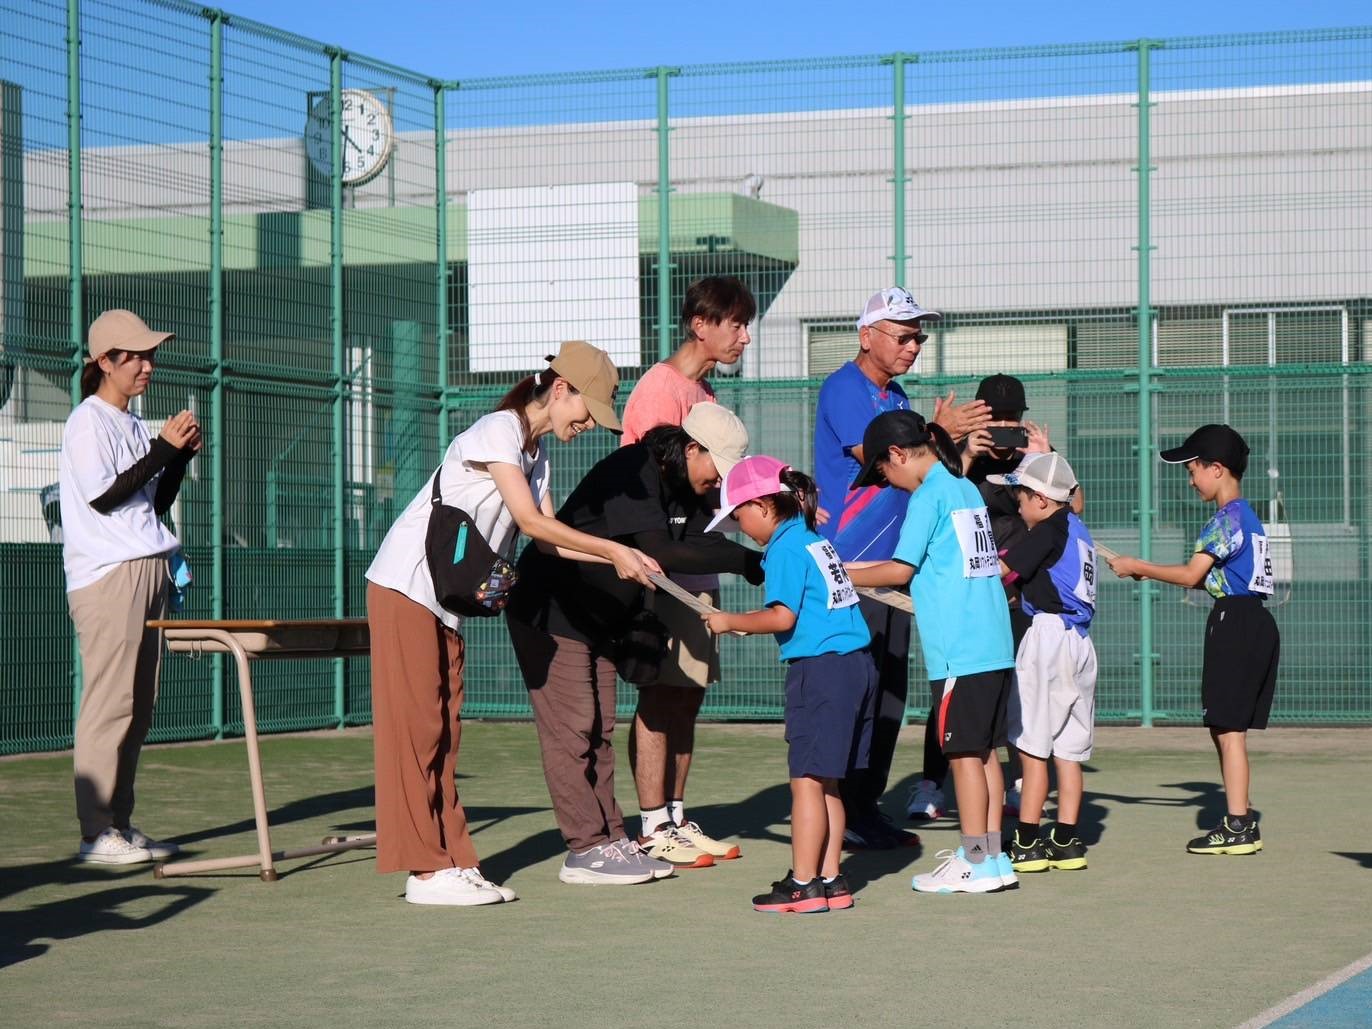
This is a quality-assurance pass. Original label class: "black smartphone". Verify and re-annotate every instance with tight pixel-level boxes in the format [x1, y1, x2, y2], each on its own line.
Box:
[986, 425, 1029, 449]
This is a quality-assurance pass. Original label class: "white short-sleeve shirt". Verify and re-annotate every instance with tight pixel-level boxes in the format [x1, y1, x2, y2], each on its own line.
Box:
[366, 410, 551, 630]
[58, 396, 182, 592]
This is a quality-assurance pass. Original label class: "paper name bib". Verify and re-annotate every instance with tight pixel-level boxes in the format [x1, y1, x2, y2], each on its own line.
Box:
[1074, 539, 1098, 606]
[1247, 533, 1274, 595]
[805, 539, 859, 609]
[951, 507, 1000, 578]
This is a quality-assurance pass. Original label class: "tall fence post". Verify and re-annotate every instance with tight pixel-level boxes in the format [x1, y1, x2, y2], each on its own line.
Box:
[653, 66, 678, 361]
[1133, 39, 1160, 725]
[434, 82, 449, 446]
[328, 49, 346, 727]
[209, 8, 226, 738]
[66, 0, 83, 732]
[887, 53, 911, 287]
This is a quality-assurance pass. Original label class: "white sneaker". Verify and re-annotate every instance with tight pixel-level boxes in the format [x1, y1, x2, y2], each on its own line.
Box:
[404, 867, 505, 906]
[905, 779, 945, 821]
[78, 827, 153, 865]
[122, 826, 180, 859]
[456, 867, 517, 902]
[996, 852, 1019, 890]
[911, 847, 1005, 894]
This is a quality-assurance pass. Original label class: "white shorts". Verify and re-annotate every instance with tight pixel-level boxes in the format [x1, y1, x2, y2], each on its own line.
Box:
[1009, 614, 1098, 762]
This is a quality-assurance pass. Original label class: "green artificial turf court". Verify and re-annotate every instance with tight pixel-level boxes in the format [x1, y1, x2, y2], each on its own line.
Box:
[3, 723, 1371, 1029]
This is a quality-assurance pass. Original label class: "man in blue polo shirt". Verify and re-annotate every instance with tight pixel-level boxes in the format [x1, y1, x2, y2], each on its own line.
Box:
[813, 287, 990, 848]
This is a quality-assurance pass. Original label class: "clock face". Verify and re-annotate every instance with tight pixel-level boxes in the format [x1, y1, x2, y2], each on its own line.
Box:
[304, 89, 395, 186]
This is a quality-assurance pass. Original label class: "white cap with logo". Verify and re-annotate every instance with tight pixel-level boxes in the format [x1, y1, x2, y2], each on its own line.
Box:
[985, 451, 1079, 503]
[857, 287, 942, 330]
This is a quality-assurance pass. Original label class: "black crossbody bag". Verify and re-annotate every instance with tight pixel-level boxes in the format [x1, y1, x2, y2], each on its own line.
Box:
[424, 467, 518, 618]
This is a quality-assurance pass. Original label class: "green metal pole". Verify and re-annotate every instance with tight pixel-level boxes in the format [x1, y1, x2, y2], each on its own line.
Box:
[890, 53, 910, 288]
[66, 0, 82, 732]
[209, 9, 226, 738]
[1134, 40, 1158, 726]
[654, 67, 676, 361]
[435, 82, 449, 445]
[329, 50, 346, 727]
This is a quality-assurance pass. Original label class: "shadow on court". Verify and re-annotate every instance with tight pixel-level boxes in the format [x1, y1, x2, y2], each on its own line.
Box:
[1332, 852, 1372, 869]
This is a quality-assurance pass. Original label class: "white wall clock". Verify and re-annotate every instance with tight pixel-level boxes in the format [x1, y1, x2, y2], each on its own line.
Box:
[304, 88, 395, 186]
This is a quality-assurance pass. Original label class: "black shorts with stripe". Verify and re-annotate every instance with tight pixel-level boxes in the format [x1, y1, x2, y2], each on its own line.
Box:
[1201, 596, 1280, 730]
[930, 668, 1013, 754]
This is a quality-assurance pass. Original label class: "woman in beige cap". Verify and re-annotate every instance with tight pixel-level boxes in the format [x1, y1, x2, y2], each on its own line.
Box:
[59, 309, 200, 864]
[365, 340, 660, 907]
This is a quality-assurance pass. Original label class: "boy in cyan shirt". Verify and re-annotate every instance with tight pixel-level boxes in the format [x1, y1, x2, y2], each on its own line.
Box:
[1109, 425, 1279, 856]
[847, 411, 1018, 894]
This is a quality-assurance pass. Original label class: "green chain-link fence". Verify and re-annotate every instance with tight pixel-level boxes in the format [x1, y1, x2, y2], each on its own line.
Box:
[1, 2, 1369, 753]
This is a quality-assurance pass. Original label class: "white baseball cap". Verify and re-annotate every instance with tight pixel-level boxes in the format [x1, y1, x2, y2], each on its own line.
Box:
[857, 287, 942, 330]
[985, 451, 1079, 504]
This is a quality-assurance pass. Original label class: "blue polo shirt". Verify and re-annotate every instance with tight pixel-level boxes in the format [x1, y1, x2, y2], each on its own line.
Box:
[813, 362, 912, 562]
[762, 516, 871, 662]
[1003, 508, 1096, 635]
[1194, 498, 1274, 599]
[891, 463, 1014, 679]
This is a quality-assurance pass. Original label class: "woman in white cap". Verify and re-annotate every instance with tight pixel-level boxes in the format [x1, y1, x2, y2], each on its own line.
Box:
[365, 340, 660, 907]
[60, 309, 200, 864]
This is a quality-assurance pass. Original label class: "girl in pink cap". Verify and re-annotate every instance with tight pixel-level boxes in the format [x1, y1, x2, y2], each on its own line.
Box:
[703, 456, 877, 913]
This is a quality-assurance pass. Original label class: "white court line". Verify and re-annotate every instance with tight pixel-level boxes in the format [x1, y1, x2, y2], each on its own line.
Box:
[1236, 949, 1372, 1029]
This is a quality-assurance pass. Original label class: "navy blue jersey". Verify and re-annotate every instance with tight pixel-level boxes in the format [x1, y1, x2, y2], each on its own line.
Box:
[1002, 509, 1096, 635]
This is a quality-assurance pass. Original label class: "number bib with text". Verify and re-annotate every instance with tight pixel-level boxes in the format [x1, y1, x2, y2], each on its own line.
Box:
[1247, 533, 1274, 595]
[805, 539, 859, 609]
[951, 507, 1000, 579]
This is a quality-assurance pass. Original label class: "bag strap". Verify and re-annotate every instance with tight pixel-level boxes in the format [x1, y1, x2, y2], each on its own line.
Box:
[431, 464, 443, 506]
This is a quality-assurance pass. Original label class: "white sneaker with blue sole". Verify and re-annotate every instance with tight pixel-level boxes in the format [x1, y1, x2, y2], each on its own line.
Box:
[912, 847, 1006, 894]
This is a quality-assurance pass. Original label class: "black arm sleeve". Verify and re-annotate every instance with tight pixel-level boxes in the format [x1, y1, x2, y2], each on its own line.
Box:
[628, 528, 765, 584]
[153, 448, 195, 516]
[90, 437, 180, 514]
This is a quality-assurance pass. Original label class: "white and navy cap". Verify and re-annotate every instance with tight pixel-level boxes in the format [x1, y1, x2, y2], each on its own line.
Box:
[857, 287, 942, 330]
[985, 451, 1079, 504]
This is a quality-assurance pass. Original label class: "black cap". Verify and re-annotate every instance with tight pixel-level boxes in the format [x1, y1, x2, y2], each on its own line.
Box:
[851, 410, 934, 489]
[975, 373, 1027, 414]
[1159, 424, 1249, 478]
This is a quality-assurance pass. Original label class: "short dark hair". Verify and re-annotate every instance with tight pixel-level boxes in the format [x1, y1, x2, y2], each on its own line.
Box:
[680, 276, 756, 339]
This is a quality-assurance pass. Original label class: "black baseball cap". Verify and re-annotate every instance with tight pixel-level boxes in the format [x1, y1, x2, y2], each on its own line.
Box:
[975, 373, 1027, 415]
[851, 410, 935, 489]
[1159, 424, 1250, 478]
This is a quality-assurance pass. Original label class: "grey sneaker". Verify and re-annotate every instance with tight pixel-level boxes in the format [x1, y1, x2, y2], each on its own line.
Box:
[78, 827, 153, 865]
[618, 837, 675, 880]
[559, 839, 660, 885]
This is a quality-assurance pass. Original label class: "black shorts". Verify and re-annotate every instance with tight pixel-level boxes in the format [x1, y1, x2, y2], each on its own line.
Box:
[1201, 596, 1280, 730]
[784, 649, 878, 779]
[930, 668, 1012, 755]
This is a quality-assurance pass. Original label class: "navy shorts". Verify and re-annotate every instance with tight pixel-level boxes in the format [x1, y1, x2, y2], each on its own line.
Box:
[1202, 596, 1280, 730]
[784, 649, 878, 779]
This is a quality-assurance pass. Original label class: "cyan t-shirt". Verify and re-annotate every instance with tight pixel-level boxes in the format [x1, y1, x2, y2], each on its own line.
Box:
[891, 463, 1014, 679]
[763, 516, 871, 662]
[813, 362, 912, 562]
[1194, 498, 1274, 599]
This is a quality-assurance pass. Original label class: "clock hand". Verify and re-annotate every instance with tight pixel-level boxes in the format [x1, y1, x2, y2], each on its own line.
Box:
[342, 125, 362, 154]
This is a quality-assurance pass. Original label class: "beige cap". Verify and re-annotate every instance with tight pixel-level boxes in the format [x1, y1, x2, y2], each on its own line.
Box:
[682, 401, 749, 478]
[546, 340, 622, 433]
[87, 309, 174, 362]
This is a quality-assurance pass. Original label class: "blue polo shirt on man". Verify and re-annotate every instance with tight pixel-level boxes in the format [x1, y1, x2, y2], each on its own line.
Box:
[891, 463, 1014, 679]
[763, 516, 871, 662]
[813, 362, 912, 562]
[1194, 498, 1274, 599]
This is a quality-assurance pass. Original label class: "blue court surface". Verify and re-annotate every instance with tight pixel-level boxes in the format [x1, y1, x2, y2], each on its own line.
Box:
[1245, 954, 1372, 1028]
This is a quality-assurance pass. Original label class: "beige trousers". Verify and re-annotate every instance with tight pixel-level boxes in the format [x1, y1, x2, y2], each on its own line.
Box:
[68, 556, 168, 839]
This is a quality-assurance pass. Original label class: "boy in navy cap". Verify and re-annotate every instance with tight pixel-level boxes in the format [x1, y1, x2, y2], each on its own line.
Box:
[1108, 425, 1279, 855]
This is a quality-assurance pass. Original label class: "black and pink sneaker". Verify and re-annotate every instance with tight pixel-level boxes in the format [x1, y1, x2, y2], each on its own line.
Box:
[752, 872, 829, 913]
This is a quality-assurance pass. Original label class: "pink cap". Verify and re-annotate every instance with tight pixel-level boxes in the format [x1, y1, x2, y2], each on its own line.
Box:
[705, 455, 791, 533]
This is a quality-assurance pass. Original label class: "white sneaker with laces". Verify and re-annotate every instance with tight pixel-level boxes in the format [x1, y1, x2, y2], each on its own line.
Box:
[77, 827, 153, 865]
[405, 867, 505, 906]
[905, 779, 945, 821]
[456, 867, 516, 902]
[911, 847, 1005, 894]
[122, 826, 180, 860]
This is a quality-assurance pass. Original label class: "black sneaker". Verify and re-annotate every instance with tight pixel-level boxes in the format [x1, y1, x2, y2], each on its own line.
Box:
[824, 873, 854, 910]
[1008, 833, 1049, 873]
[842, 812, 921, 851]
[1187, 815, 1262, 856]
[1044, 834, 1088, 870]
[752, 871, 829, 913]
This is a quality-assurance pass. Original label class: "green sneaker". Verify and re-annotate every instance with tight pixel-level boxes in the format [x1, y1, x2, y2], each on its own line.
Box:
[1187, 816, 1262, 856]
[1044, 833, 1088, 871]
[1008, 832, 1049, 873]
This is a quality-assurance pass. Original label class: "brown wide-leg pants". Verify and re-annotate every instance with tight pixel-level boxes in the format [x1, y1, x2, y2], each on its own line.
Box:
[367, 582, 479, 874]
[69, 556, 169, 839]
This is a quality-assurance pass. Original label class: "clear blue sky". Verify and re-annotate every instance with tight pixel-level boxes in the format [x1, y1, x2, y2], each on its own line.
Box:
[217, 0, 1370, 79]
